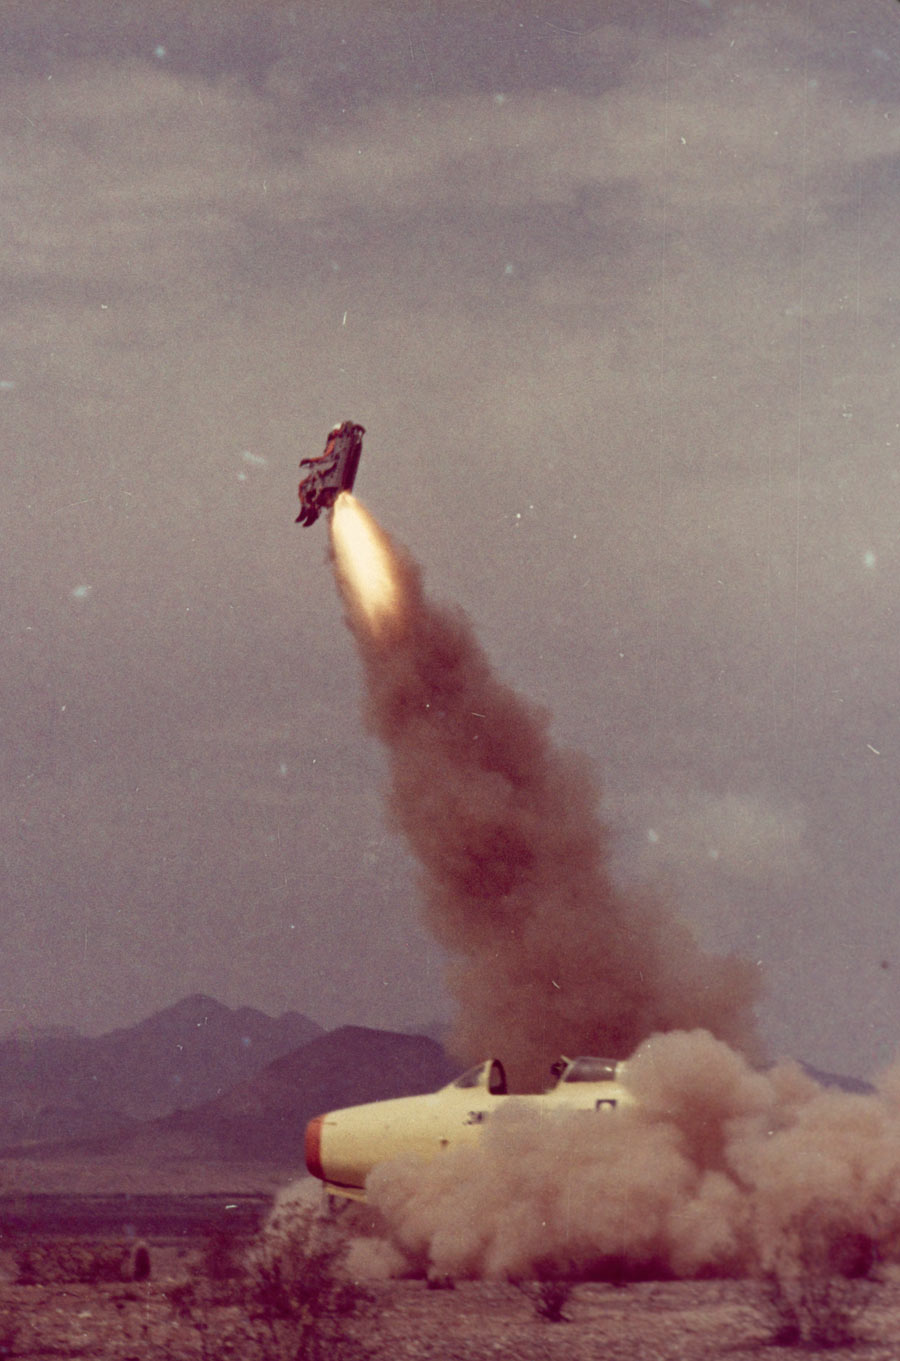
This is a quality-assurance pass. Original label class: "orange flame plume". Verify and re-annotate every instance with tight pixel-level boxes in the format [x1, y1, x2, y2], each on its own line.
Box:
[330, 493, 400, 631]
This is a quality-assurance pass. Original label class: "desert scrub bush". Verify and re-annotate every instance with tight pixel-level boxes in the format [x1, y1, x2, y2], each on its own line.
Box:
[532, 1278, 574, 1322]
[760, 1202, 877, 1348]
[129, 1239, 151, 1282]
[167, 1280, 220, 1361]
[245, 1184, 377, 1360]
[201, 1222, 245, 1287]
[514, 1277, 573, 1322]
[15, 1239, 127, 1284]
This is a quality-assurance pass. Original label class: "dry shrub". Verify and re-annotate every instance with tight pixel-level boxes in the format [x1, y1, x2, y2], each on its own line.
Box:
[760, 1202, 878, 1349]
[15, 1240, 127, 1284]
[515, 1277, 574, 1322]
[166, 1279, 219, 1361]
[129, 1240, 151, 1282]
[201, 1222, 243, 1283]
[244, 1184, 376, 1360]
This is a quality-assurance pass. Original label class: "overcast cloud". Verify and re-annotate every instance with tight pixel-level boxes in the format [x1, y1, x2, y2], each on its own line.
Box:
[4, 0, 900, 1075]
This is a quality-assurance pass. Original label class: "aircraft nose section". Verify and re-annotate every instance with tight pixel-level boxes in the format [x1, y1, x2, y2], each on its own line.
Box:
[304, 1114, 325, 1180]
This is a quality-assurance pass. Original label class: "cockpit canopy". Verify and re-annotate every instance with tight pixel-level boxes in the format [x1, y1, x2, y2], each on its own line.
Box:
[451, 1055, 623, 1095]
[549, 1056, 621, 1085]
[452, 1059, 508, 1095]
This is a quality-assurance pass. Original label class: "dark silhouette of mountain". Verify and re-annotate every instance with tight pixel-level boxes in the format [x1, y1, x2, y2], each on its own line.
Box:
[151, 1024, 459, 1164]
[798, 1060, 875, 1095]
[133, 1041, 877, 1170]
[0, 998, 874, 1181]
[0, 994, 323, 1143]
[2, 1024, 81, 1042]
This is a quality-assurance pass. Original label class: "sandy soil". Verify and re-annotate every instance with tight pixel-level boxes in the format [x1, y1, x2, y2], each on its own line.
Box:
[2, 1193, 899, 1360]
[2, 1265, 900, 1359]
[0, 1152, 294, 1196]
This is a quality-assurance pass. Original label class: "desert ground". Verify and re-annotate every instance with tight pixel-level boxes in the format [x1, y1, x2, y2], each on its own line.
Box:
[2, 1190, 900, 1360]
[2, 1269, 900, 1360]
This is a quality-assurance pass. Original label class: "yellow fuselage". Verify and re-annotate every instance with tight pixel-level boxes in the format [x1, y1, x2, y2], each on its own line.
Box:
[305, 1056, 634, 1200]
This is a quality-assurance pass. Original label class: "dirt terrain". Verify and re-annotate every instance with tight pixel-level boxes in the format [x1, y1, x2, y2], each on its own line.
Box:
[2, 1271, 900, 1360]
[1, 1194, 899, 1360]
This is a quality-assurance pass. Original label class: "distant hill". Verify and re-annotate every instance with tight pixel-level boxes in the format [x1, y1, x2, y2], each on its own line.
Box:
[798, 1060, 875, 1095]
[4, 1023, 458, 1175]
[150, 1024, 459, 1163]
[0, 996, 876, 1185]
[0, 994, 323, 1143]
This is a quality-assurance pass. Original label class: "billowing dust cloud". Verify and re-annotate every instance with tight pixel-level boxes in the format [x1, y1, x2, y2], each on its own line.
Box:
[329, 494, 760, 1091]
[362, 1029, 900, 1282]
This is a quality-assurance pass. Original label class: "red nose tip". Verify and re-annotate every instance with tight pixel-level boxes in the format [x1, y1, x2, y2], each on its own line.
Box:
[304, 1114, 325, 1181]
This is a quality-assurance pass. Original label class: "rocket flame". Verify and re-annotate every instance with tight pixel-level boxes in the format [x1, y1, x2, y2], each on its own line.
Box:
[330, 493, 399, 630]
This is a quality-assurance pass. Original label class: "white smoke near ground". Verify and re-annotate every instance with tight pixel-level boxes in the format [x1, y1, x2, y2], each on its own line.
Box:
[360, 1030, 900, 1283]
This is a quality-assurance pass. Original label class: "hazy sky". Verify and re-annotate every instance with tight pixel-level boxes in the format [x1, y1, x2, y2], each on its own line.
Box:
[4, 0, 900, 1076]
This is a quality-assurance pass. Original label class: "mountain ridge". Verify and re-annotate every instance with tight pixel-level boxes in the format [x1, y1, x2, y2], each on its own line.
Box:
[0, 993, 324, 1143]
[0, 996, 872, 1183]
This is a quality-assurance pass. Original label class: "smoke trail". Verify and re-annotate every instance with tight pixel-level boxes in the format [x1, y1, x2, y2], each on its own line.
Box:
[330, 496, 760, 1091]
[317, 497, 900, 1300]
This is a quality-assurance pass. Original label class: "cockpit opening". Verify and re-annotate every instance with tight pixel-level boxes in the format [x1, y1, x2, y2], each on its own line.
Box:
[452, 1059, 508, 1095]
[550, 1056, 621, 1084]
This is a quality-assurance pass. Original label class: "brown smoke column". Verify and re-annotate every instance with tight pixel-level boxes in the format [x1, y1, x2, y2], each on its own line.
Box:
[331, 498, 760, 1090]
[321, 500, 900, 1294]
